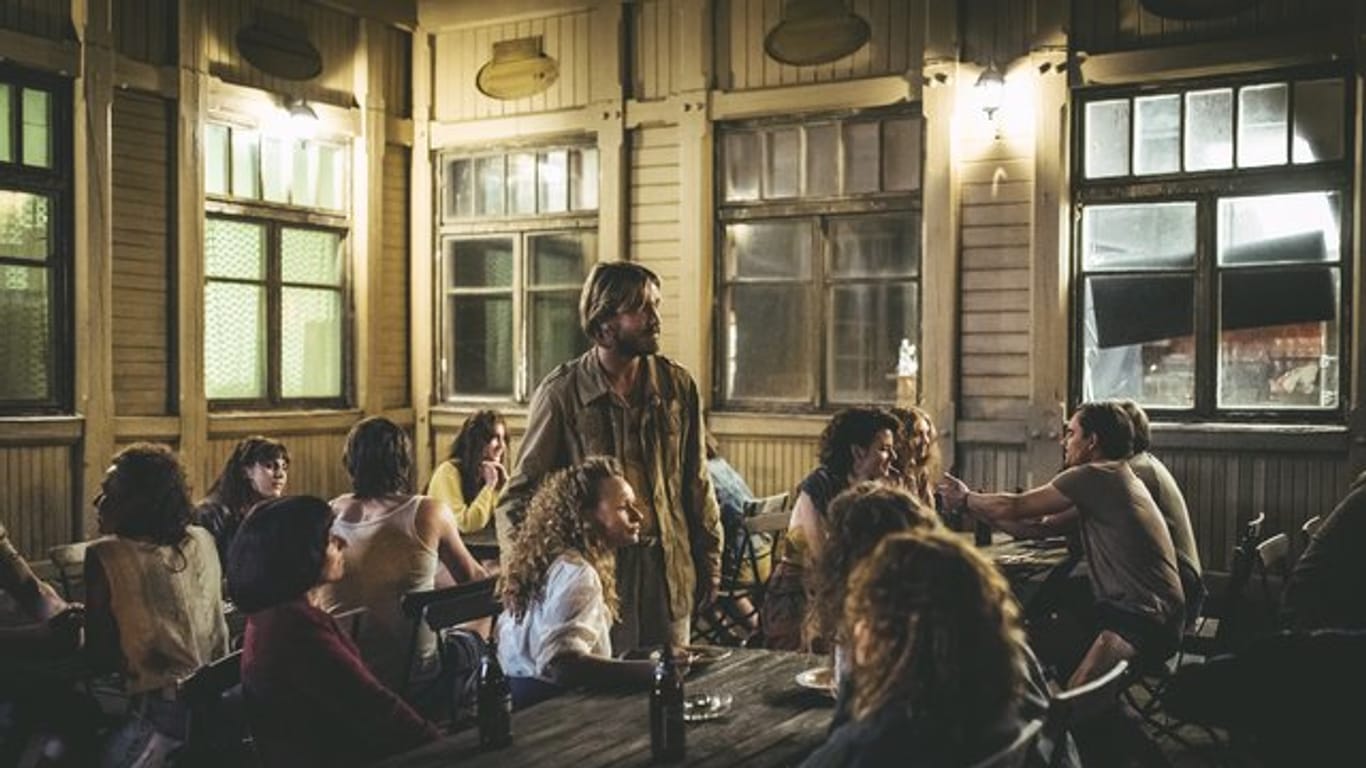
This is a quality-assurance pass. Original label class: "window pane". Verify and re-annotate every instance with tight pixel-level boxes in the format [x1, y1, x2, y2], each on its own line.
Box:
[281, 228, 343, 285]
[843, 122, 879, 193]
[0, 191, 49, 262]
[0, 264, 50, 401]
[882, 117, 921, 191]
[723, 284, 812, 401]
[476, 156, 505, 216]
[1085, 100, 1130, 178]
[1134, 94, 1180, 175]
[1238, 83, 1288, 167]
[805, 123, 838, 196]
[508, 152, 536, 215]
[448, 158, 474, 219]
[281, 287, 343, 398]
[448, 238, 513, 289]
[830, 214, 918, 278]
[0, 85, 11, 163]
[764, 128, 799, 198]
[1218, 192, 1339, 266]
[529, 292, 588, 387]
[1184, 88, 1232, 171]
[829, 282, 917, 403]
[204, 123, 229, 195]
[723, 131, 760, 201]
[1219, 269, 1338, 409]
[538, 150, 568, 213]
[261, 136, 292, 203]
[21, 88, 50, 168]
[1082, 275, 1194, 408]
[1294, 79, 1344, 163]
[449, 295, 513, 395]
[205, 219, 265, 279]
[724, 221, 811, 279]
[1081, 203, 1195, 270]
[204, 281, 265, 399]
[571, 147, 598, 211]
[231, 129, 260, 198]
[315, 144, 344, 211]
[529, 231, 595, 286]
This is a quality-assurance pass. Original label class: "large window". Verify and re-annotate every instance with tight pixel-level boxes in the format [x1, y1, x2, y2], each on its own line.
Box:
[1075, 72, 1350, 417]
[0, 70, 67, 412]
[437, 145, 598, 401]
[716, 110, 922, 408]
[204, 122, 349, 407]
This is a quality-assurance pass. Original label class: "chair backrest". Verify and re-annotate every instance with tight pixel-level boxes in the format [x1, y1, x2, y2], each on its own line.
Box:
[418, 577, 502, 633]
[1300, 515, 1323, 540]
[1256, 533, 1291, 576]
[47, 539, 99, 602]
[966, 718, 1043, 768]
[1043, 659, 1128, 768]
[177, 650, 248, 760]
[331, 605, 367, 643]
[1240, 512, 1266, 550]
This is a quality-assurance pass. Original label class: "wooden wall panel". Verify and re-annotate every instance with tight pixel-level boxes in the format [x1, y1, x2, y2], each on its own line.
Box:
[718, 0, 919, 91]
[1073, 0, 1344, 53]
[0, 0, 69, 41]
[379, 144, 411, 410]
[716, 433, 819, 498]
[431, 9, 593, 123]
[628, 126, 683, 356]
[201, 0, 358, 107]
[957, 442, 1028, 497]
[630, 0, 677, 101]
[113, 0, 175, 65]
[0, 443, 77, 561]
[381, 24, 411, 119]
[111, 90, 173, 417]
[204, 430, 351, 503]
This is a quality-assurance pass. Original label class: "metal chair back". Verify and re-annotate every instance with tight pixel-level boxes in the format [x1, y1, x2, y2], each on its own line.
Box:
[966, 718, 1043, 768]
[1043, 660, 1129, 768]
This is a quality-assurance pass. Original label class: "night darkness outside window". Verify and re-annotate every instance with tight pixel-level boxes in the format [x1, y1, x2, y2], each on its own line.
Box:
[717, 109, 922, 408]
[1075, 72, 1350, 416]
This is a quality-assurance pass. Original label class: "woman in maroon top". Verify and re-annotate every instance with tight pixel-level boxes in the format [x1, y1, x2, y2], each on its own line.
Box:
[226, 495, 440, 767]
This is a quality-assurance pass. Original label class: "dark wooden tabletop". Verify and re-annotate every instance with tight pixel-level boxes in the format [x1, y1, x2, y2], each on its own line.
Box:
[376, 648, 836, 768]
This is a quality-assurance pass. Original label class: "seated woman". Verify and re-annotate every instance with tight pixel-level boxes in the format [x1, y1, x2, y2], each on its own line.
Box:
[195, 435, 289, 568]
[802, 530, 1034, 768]
[890, 406, 941, 512]
[319, 417, 486, 700]
[498, 457, 671, 708]
[85, 444, 229, 747]
[705, 431, 760, 642]
[229, 495, 440, 767]
[426, 410, 508, 534]
[764, 407, 900, 650]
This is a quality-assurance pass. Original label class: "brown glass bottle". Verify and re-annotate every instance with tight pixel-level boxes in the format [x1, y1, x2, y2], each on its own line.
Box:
[477, 635, 513, 749]
[650, 644, 685, 762]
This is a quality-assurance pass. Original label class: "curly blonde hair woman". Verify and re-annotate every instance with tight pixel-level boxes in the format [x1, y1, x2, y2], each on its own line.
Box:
[802, 529, 1030, 768]
[497, 457, 676, 707]
[890, 406, 941, 510]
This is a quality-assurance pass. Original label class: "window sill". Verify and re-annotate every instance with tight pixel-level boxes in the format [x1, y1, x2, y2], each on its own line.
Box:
[207, 409, 364, 437]
[1150, 421, 1348, 453]
[0, 415, 83, 446]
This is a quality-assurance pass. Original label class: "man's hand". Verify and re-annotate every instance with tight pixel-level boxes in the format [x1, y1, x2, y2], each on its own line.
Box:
[936, 473, 970, 513]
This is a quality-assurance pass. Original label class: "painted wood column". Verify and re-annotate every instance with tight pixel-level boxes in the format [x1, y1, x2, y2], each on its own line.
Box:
[176, 0, 209, 492]
[675, 0, 712, 381]
[355, 19, 387, 418]
[410, 27, 435, 479]
[592, 0, 627, 263]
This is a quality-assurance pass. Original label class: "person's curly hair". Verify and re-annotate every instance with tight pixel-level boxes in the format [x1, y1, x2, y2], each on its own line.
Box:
[890, 406, 941, 509]
[343, 417, 413, 498]
[817, 407, 900, 480]
[205, 435, 290, 516]
[845, 530, 1025, 749]
[448, 410, 506, 502]
[500, 457, 625, 621]
[807, 483, 939, 646]
[103, 443, 194, 549]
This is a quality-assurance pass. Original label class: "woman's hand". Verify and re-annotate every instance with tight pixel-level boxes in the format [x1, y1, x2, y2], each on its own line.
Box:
[480, 461, 509, 491]
[936, 474, 970, 513]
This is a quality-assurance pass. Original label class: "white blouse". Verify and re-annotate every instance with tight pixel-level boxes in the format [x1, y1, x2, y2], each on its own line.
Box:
[497, 554, 613, 682]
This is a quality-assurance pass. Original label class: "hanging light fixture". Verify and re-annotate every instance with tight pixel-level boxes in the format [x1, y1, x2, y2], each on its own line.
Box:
[476, 36, 559, 100]
[975, 61, 1005, 120]
[764, 0, 870, 66]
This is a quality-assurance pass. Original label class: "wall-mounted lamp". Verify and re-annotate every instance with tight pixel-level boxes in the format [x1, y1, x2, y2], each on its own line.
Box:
[975, 61, 1005, 120]
[285, 97, 318, 138]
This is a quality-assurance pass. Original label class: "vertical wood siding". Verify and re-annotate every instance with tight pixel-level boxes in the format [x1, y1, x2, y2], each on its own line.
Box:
[716, 433, 819, 498]
[0, 443, 77, 561]
[1073, 0, 1345, 53]
[431, 9, 593, 123]
[0, 0, 69, 40]
[111, 90, 173, 417]
[717, 0, 919, 92]
[113, 0, 175, 65]
[205, 430, 351, 503]
[628, 126, 683, 356]
[201, 0, 358, 107]
[958, 442, 1029, 497]
[379, 144, 411, 410]
[381, 25, 412, 119]
[630, 0, 678, 101]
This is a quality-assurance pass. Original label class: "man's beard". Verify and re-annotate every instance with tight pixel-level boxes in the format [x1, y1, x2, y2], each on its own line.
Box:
[616, 329, 660, 357]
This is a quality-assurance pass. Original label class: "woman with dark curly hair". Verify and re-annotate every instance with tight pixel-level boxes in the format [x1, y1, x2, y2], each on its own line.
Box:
[196, 435, 290, 567]
[763, 407, 899, 650]
[318, 417, 486, 700]
[229, 496, 440, 767]
[802, 530, 1031, 768]
[497, 457, 670, 707]
[426, 410, 508, 534]
[890, 406, 941, 511]
[85, 444, 229, 751]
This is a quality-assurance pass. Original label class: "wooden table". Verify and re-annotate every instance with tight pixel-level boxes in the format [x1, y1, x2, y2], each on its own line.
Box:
[984, 536, 1073, 581]
[377, 648, 835, 768]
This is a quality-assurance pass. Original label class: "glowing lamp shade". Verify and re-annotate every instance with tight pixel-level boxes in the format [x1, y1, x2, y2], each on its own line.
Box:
[976, 63, 1005, 119]
[764, 0, 870, 66]
[476, 37, 560, 100]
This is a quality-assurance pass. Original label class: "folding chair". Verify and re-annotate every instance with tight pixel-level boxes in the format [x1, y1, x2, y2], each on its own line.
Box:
[696, 492, 789, 646]
[331, 605, 367, 643]
[1186, 511, 1267, 656]
[1255, 533, 1291, 625]
[1299, 514, 1323, 541]
[177, 650, 254, 767]
[1044, 660, 1129, 768]
[966, 718, 1043, 768]
[400, 577, 501, 720]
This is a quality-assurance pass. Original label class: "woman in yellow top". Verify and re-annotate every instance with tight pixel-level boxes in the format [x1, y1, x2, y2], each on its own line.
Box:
[426, 410, 508, 533]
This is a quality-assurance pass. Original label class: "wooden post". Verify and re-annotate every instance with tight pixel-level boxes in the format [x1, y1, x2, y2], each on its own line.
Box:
[176, 0, 209, 492]
[410, 26, 435, 480]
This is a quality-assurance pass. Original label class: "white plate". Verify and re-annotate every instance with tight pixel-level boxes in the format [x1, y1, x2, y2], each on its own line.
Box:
[683, 692, 734, 722]
[794, 666, 836, 696]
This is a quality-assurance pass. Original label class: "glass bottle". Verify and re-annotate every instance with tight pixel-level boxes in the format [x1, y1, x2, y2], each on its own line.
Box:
[650, 644, 685, 762]
[477, 635, 513, 749]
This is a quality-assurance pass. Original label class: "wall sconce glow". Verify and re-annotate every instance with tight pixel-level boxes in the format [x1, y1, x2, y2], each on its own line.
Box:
[285, 98, 318, 139]
[476, 36, 559, 100]
[975, 62, 1005, 120]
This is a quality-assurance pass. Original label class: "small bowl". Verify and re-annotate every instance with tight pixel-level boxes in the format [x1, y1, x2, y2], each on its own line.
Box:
[682, 691, 734, 722]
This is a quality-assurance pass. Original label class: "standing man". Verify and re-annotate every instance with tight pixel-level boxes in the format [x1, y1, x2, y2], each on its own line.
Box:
[938, 401, 1184, 688]
[495, 261, 723, 650]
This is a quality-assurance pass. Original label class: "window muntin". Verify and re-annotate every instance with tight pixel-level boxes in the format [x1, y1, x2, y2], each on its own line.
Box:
[1076, 72, 1350, 417]
[437, 144, 599, 402]
[717, 110, 922, 409]
[204, 122, 347, 212]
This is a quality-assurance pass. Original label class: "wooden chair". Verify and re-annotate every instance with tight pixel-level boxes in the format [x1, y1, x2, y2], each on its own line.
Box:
[177, 650, 254, 766]
[400, 577, 502, 718]
[966, 718, 1043, 768]
[698, 492, 789, 645]
[1300, 514, 1323, 541]
[47, 539, 101, 602]
[1255, 532, 1291, 624]
[331, 605, 367, 643]
[1043, 660, 1129, 768]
